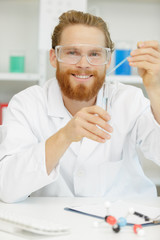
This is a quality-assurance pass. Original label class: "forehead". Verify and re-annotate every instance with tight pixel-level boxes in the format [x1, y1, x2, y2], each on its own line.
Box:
[59, 24, 106, 47]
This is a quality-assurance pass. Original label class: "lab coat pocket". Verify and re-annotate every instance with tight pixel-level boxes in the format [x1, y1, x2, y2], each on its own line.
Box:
[99, 158, 124, 195]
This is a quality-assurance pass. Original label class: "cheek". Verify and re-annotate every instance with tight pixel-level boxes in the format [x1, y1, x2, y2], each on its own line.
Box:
[96, 66, 106, 76]
[57, 63, 71, 73]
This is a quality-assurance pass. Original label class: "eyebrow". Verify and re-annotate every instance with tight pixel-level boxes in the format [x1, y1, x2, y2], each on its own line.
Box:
[63, 47, 80, 51]
[63, 46, 103, 51]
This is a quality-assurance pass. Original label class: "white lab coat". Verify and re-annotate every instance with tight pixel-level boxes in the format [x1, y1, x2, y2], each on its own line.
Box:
[0, 78, 160, 203]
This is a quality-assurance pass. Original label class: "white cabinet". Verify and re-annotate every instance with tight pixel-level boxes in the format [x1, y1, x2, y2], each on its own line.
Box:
[0, 0, 40, 103]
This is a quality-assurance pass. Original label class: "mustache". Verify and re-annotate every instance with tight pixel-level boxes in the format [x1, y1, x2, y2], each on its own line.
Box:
[66, 69, 97, 76]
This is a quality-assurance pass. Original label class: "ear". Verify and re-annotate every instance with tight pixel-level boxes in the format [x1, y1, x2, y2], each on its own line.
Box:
[49, 48, 57, 68]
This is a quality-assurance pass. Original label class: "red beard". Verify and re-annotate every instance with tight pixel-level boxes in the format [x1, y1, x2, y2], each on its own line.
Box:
[56, 64, 106, 101]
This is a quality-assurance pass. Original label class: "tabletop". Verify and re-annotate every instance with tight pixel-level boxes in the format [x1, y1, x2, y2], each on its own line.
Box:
[0, 197, 160, 240]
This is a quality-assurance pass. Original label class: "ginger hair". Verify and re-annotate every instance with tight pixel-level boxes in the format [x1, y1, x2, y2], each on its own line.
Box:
[51, 10, 114, 52]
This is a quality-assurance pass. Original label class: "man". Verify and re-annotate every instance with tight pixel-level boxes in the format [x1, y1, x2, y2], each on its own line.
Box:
[0, 10, 160, 203]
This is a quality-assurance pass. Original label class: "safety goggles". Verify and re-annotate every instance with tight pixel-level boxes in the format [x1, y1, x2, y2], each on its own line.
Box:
[55, 44, 111, 66]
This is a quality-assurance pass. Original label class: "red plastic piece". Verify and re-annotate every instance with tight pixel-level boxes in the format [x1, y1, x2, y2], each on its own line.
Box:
[106, 216, 117, 225]
[133, 224, 142, 234]
[0, 103, 8, 125]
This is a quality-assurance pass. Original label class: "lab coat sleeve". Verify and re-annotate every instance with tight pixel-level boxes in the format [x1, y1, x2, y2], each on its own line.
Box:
[131, 92, 160, 166]
[0, 94, 60, 203]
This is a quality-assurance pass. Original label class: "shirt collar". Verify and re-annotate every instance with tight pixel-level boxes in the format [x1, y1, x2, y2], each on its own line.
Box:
[45, 78, 67, 118]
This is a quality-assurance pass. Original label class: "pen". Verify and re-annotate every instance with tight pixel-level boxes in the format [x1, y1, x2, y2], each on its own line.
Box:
[133, 211, 160, 224]
[133, 211, 150, 222]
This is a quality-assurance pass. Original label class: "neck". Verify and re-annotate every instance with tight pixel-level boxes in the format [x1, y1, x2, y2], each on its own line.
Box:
[62, 94, 97, 116]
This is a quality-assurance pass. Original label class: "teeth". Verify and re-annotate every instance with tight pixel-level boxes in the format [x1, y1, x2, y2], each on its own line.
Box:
[75, 75, 90, 79]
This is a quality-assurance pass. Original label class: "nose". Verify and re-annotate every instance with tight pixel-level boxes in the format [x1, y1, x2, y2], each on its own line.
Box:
[76, 54, 91, 68]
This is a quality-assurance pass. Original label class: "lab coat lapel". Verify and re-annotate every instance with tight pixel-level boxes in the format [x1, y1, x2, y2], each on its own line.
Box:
[46, 79, 81, 156]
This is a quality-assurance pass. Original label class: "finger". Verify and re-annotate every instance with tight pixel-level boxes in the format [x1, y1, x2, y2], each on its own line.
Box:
[87, 113, 113, 133]
[73, 117, 110, 142]
[129, 60, 155, 71]
[128, 54, 159, 64]
[82, 105, 111, 121]
[131, 48, 160, 59]
[82, 121, 111, 140]
[82, 128, 108, 143]
[137, 40, 160, 52]
[76, 110, 113, 133]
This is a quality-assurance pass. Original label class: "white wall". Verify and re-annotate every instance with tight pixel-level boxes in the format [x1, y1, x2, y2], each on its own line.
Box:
[88, 0, 160, 43]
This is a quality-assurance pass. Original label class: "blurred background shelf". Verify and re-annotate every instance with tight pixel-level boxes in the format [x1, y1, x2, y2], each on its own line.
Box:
[0, 73, 40, 82]
[107, 75, 142, 84]
[0, 73, 142, 84]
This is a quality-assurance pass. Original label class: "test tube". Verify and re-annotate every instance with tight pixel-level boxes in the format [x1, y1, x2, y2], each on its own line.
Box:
[102, 81, 109, 111]
[103, 55, 130, 114]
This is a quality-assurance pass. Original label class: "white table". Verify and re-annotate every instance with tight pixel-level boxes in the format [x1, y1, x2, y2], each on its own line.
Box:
[0, 197, 160, 240]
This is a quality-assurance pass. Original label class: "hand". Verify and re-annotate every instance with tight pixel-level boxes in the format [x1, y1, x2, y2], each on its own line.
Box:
[128, 40, 160, 89]
[63, 106, 113, 143]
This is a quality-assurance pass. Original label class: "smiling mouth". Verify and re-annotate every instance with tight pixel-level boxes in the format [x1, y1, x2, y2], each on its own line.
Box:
[72, 74, 93, 80]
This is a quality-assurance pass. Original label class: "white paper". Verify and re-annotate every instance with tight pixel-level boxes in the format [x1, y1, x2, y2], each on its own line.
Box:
[38, 0, 87, 50]
[67, 200, 160, 225]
